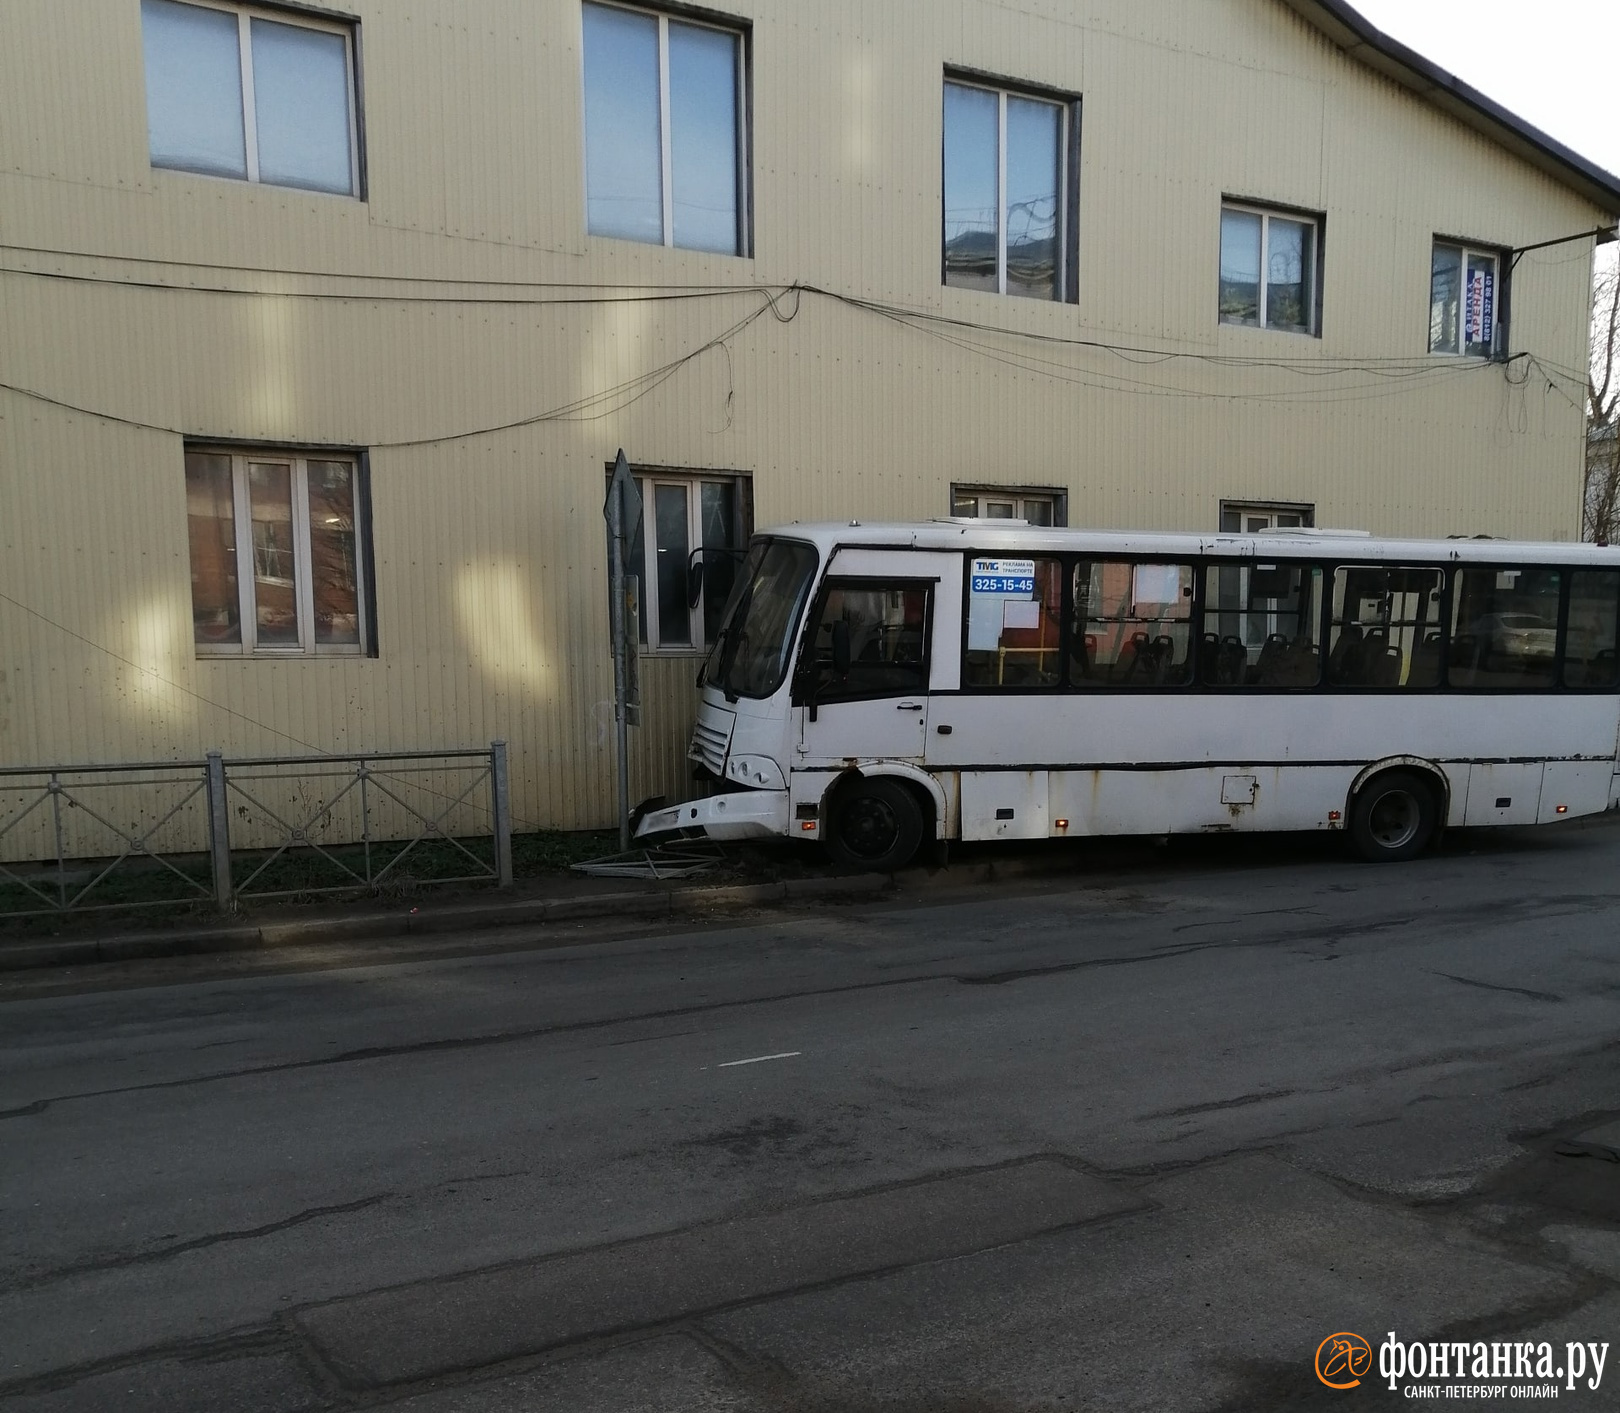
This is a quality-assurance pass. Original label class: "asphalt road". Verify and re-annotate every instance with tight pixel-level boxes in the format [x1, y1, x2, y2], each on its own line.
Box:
[4, 822, 1620, 1412]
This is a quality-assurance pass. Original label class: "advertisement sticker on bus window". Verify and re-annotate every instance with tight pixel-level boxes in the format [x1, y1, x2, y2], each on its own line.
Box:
[971, 558, 1037, 596]
[1003, 599, 1041, 630]
[1132, 563, 1184, 608]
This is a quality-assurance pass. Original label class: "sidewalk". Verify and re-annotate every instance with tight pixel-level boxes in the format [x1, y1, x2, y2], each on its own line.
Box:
[0, 840, 1108, 974]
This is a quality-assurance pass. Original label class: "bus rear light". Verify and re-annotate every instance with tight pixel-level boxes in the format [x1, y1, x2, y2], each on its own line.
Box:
[801, 821, 818, 831]
[1054, 818, 1070, 830]
[1556, 805, 1569, 814]
[1328, 810, 1342, 822]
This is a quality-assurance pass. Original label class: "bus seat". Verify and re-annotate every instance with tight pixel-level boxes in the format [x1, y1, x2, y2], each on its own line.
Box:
[1115, 632, 1151, 683]
[1326, 624, 1362, 682]
[1253, 633, 1288, 684]
[1217, 635, 1246, 685]
[1355, 629, 1391, 683]
[1372, 646, 1403, 686]
[1410, 632, 1442, 686]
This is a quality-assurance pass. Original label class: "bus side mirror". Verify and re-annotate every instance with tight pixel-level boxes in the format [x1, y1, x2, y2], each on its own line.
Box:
[831, 621, 852, 677]
[686, 557, 705, 609]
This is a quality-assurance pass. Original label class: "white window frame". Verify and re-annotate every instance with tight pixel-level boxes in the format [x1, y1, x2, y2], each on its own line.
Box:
[145, 0, 361, 196]
[583, 1, 750, 255]
[1429, 240, 1502, 358]
[952, 485, 1066, 526]
[1219, 501, 1316, 534]
[943, 77, 1072, 301]
[632, 471, 749, 655]
[1219, 202, 1321, 336]
[194, 448, 368, 658]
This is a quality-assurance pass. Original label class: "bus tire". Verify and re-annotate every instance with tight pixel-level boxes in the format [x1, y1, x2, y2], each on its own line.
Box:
[1348, 770, 1439, 863]
[825, 777, 924, 873]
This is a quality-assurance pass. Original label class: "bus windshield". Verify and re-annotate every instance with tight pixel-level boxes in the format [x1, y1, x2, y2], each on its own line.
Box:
[701, 538, 819, 700]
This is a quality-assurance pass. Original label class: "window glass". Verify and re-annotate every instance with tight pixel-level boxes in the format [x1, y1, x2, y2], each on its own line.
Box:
[703, 539, 819, 700]
[185, 452, 241, 645]
[653, 483, 691, 647]
[1449, 567, 1561, 689]
[1266, 217, 1312, 332]
[1429, 243, 1462, 354]
[943, 82, 999, 293]
[250, 18, 353, 194]
[1220, 503, 1312, 533]
[806, 585, 930, 701]
[1218, 210, 1262, 325]
[1431, 243, 1498, 357]
[1327, 566, 1443, 688]
[1565, 571, 1620, 687]
[1201, 563, 1321, 687]
[188, 450, 368, 656]
[1071, 561, 1194, 687]
[307, 462, 359, 645]
[247, 462, 300, 646]
[699, 481, 738, 645]
[668, 21, 740, 254]
[583, 3, 664, 244]
[621, 472, 748, 650]
[965, 557, 1063, 687]
[1004, 95, 1060, 301]
[142, 0, 247, 179]
[1221, 208, 1318, 334]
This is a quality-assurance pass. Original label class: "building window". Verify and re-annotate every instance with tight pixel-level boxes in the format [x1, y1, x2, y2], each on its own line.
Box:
[186, 449, 370, 656]
[1430, 241, 1501, 357]
[952, 486, 1066, 526]
[582, 2, 748, 256]
[1219, 204, 1320, 334]
[618, 470, 750, 651]
[943, 78, 1076, 301]
[140, 0, 360, 196]
[1219, 502, 1315, 534]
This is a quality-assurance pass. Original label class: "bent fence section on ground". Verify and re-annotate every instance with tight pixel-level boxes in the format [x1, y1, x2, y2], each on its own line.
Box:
[0, 744, 513, 917]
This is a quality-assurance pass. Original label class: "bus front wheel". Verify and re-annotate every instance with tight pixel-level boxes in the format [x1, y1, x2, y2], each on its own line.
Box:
[825, 777, 925, 873]
[1348, 770, 1440, 863]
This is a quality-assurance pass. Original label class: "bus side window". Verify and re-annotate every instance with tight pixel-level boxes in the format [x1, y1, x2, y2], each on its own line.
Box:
[1200, 563, 1322, 687]
[1071, 560, 1195, 688]
[1449, 567, 1561, 690]
[1327, 566, 1443, 688]
[1563, 570, 1620, 688]
[964, 557, 1064, 688]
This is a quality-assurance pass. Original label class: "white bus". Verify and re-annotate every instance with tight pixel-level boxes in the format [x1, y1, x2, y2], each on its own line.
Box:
[636, 523, 1620, 867]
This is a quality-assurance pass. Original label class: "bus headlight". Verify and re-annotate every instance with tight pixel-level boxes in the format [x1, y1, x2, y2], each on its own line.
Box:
[725, 755, 786, 789]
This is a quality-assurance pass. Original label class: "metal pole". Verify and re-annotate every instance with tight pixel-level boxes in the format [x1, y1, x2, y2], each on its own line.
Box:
[490, 740, 513, 888]
[609, 461, 632, 852]
[49, 773, 65, 911]
[205, 750, 232, 911]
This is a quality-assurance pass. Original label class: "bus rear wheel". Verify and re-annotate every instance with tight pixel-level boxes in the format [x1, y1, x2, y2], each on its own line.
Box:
[825, 777, 924, 873]
[1348, 770, 1440, 863]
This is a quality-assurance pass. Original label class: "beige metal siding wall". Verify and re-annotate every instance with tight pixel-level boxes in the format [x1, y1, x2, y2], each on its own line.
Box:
[0, 0, 1609, 847]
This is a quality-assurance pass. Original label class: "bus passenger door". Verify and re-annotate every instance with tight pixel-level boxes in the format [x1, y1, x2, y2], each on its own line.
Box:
[795, 578, 936, 765]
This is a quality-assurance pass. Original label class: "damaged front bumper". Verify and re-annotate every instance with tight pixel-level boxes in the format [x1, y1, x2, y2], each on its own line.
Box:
[635, 789, 790, 842]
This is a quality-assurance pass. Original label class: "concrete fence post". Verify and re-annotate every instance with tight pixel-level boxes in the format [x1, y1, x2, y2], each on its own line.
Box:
[205, 750, 233, 912]
[491, 740, 513, 888]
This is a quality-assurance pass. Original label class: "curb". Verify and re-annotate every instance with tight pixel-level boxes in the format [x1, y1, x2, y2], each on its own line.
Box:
[0, 872, 895, 974]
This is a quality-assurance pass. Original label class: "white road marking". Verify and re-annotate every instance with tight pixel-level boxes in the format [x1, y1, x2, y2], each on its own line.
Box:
[716, 1051, 802, 1068]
